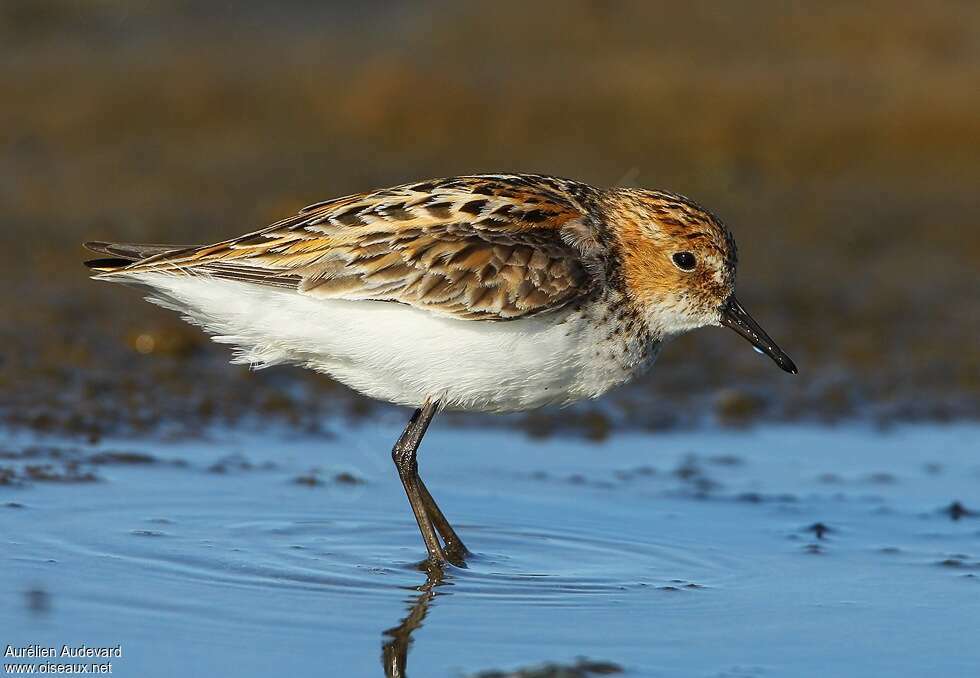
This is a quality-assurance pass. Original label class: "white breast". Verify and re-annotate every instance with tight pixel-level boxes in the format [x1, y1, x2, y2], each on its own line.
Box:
[118, 272, 660, 412]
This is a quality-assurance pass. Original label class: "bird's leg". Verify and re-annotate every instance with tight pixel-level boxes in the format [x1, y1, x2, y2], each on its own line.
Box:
[391, 400, 449, 566]
[416, 476, 469, 563]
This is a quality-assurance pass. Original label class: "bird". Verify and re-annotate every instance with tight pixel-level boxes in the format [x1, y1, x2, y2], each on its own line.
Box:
[84, 173, 797, 568]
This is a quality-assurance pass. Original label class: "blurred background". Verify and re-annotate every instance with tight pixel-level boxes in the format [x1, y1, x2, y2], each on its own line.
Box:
[2, 0, 978, 440]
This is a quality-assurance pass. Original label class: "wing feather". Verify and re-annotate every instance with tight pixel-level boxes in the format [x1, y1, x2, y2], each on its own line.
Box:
[103, 175, 605, 321]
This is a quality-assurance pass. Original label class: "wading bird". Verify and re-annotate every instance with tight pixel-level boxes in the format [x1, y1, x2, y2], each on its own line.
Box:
[85, 174, 796, 567]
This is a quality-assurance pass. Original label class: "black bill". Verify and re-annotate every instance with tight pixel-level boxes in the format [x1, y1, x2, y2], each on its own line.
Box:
[720, 296, 798, 374]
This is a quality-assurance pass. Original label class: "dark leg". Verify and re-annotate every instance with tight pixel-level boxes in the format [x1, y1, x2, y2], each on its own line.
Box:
[416, 477, 469, 562]
[392, 401, 445, 564]
[391, 400, 469, 566]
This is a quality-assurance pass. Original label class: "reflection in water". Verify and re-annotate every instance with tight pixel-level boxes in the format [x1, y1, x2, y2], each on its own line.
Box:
[379, 565, 628, 678]
[381, 565, 447, 678]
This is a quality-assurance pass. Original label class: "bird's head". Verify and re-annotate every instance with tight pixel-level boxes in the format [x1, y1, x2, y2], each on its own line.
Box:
[605, 188, 797, 374]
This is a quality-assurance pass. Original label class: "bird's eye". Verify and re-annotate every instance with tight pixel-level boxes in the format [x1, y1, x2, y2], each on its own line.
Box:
[671, 251, 697, 271]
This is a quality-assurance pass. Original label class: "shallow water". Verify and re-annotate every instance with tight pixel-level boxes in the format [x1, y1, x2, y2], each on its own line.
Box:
[2, 423, 978, 677]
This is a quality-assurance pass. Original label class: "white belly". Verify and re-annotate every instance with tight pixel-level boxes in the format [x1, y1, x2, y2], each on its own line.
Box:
[120, 273, 659, 412]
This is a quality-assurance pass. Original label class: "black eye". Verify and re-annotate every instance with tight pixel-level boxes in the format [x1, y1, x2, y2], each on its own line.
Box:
[672, 251, 697, 271]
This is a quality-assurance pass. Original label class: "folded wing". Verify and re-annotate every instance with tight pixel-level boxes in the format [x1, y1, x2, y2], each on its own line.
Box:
[92, 175, 605, 321]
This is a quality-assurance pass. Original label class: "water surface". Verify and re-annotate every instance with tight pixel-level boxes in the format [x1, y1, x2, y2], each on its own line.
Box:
[2, 423, 978, 676]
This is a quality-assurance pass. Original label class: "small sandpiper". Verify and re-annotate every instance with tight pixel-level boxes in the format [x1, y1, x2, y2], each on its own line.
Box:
[85, 174, 796, 567]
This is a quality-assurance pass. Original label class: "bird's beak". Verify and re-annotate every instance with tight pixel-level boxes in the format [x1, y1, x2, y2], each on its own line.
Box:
[720, 296, 798, 374]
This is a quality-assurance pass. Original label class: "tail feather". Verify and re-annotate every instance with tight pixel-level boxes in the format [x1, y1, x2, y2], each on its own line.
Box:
[83, 241, 188, 273]
[82, 240, 303, 289]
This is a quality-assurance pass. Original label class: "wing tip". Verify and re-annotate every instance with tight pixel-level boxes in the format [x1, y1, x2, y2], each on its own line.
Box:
[83, 241, 135, 274]
[84, 257, 131, 273]
[83, 240, 113, 254]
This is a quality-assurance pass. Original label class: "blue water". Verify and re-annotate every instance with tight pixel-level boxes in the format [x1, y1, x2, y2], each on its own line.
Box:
[2, 423, 978, 676]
